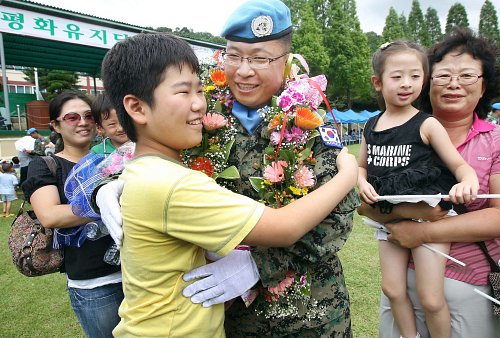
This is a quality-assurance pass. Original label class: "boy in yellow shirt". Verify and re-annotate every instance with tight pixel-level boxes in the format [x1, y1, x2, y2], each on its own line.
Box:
[101, 32, 358, 337]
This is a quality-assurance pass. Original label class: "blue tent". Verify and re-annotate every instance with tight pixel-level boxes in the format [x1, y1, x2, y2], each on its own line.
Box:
[328, 109, 381, 124]
[327, 109, 381, 144]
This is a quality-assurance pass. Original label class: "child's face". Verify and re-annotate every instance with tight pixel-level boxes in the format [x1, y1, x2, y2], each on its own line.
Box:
[140, 64, 206, 158]
[372, 51, 424, 112]
[99, 109, 129, 147]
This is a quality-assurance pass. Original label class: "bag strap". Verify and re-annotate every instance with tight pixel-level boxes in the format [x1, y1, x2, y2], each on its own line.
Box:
[477, 242, 500, 273]
[41, 156, 57, 177]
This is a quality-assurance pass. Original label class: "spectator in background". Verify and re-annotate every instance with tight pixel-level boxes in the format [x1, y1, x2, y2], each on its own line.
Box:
[17, 135, 35, 187]
[491, 102, 500, 124]
[11, 156, 20, 181]
[25, 128, 49, 156]
[0, 162, 18, 217]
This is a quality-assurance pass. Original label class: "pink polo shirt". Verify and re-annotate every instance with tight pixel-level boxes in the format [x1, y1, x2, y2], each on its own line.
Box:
[444, 115, 500, 285]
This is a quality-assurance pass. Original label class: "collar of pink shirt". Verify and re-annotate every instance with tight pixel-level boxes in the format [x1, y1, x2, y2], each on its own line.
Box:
[457, 112, 496, 152]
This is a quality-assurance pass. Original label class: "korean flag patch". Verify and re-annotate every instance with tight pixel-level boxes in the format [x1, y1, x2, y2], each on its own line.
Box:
[318, 125, 343, 148]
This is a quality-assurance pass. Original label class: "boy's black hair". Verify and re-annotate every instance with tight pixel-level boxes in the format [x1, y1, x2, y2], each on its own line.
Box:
[91, 93, 115, 125]
[11, 156, 19, 164]
[101, 33, 201, 142]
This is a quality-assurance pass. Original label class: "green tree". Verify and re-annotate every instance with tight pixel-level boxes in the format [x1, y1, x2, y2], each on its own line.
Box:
[382, 7, 405, 42]
[445, 3, 470, 34]
[426, 7, 443, 45]
[479, 0, 499, 43]
[399, 13, 408, 39]
[407, 0, 430, 45]
[323, 0, 371, 108]
[291, 1, 330, 76]
[22, 68, 78, 101]
[365, 31, 382, 54]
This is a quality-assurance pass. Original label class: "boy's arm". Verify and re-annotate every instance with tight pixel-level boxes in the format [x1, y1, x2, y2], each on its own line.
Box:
[242, 148, 357, 246]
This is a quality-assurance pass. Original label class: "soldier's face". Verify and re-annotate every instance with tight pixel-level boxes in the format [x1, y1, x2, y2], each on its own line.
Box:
[224, 40, 287, 109]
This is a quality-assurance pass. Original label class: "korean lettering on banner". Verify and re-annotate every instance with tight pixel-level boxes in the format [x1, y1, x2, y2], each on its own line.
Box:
[0, 5, 137, 49]
[90, 29, 107, 45]
[63, 23, 83, 40]
[1, 11, 23, 30]
[33, 17, 57, 36]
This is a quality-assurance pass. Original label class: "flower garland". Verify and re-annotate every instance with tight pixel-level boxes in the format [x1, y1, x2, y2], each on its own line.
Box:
[247, 61, 334, 319]
[181, 51, 240, 184]
[249, 72, 327, 209]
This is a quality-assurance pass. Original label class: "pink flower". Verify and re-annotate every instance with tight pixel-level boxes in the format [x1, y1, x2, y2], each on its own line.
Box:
[203, 113, 227, 131]
[263, 161, 287, 183]
[289, 126, 304, 142]
[294, 165, 315, 187]
[299, 273, 307, 288]
[268, 271, 295, 296]
[270, 131, 281, 145]
[278, 93, 294, 111]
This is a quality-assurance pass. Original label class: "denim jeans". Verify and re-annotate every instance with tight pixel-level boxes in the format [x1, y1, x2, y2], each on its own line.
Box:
[68, 283, 123, 338]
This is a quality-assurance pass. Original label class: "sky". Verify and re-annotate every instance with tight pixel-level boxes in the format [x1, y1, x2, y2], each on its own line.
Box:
[31, 0, 495, 36]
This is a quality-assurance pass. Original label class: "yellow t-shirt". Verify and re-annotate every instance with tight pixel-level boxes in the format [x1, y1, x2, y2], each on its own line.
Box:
[113, 155, 264, 338]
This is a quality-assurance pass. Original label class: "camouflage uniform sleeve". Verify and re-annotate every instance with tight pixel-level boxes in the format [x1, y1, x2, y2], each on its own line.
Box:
[252, 141, 360, 287]
[33, 136, 48, 156]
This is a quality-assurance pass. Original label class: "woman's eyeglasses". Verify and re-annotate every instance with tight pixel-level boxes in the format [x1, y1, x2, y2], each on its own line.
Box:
[56, 112, 95, 125]
[431, 73, 483, 86]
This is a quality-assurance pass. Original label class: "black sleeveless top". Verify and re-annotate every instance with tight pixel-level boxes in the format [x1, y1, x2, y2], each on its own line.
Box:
[364, 111, 456, 210]
[22, 155, 120, 280]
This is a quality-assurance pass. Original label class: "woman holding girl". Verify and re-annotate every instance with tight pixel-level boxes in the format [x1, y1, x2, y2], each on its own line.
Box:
[22, 91, 122, 338]
[357, 41, 479, 338]
[360, 29, 499, 338]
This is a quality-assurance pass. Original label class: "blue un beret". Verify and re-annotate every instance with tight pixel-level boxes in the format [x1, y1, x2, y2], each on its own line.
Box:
[221, 0, 292, 43]
[492, 102, 500, 110]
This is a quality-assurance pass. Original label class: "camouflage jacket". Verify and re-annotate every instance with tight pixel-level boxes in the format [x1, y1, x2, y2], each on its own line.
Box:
[224, 117, 360, 337]
[33, 136, 49, 156]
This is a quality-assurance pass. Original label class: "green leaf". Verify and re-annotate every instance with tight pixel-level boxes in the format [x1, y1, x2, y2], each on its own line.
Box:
[264, 146, 275, 155]
[249, 177, 265, 192]
[214, 100, 223, 113]
[217, 166, 240, 180]
[300, 148, 311, 159]
[223, 138, 235, 162]
[278, 149, 295, 162]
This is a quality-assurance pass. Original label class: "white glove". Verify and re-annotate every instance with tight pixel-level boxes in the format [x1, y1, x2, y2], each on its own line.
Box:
[182, 250, 260, 307]
[96, 180, 124, 246]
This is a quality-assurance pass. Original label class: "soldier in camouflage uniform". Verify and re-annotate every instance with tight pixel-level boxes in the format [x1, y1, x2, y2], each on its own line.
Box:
[27, 127, 49, 156]
[184, 1, 360, 336]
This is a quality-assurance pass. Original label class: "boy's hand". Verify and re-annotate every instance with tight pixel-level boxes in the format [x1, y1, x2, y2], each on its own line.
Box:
[336, 147, 357, 173]
[96, 180, 124, 246]
[447, 178, 479, 204]
[358, 179, 378, 204]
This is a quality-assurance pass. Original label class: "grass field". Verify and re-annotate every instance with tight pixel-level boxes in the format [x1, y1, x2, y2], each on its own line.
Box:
[0, 144, 381, 337]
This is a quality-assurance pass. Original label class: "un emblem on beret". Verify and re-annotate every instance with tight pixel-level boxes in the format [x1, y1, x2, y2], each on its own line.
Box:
[251, 15, 273, 37]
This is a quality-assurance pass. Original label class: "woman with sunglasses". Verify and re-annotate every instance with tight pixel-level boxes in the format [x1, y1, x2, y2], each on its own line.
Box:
[22, 91, 123, 338]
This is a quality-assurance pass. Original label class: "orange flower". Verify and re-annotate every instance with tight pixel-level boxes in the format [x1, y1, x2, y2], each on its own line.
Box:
[210, 69, 227, 87]
[294, 107, 323, 130]
[268, 112, 284, 130]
